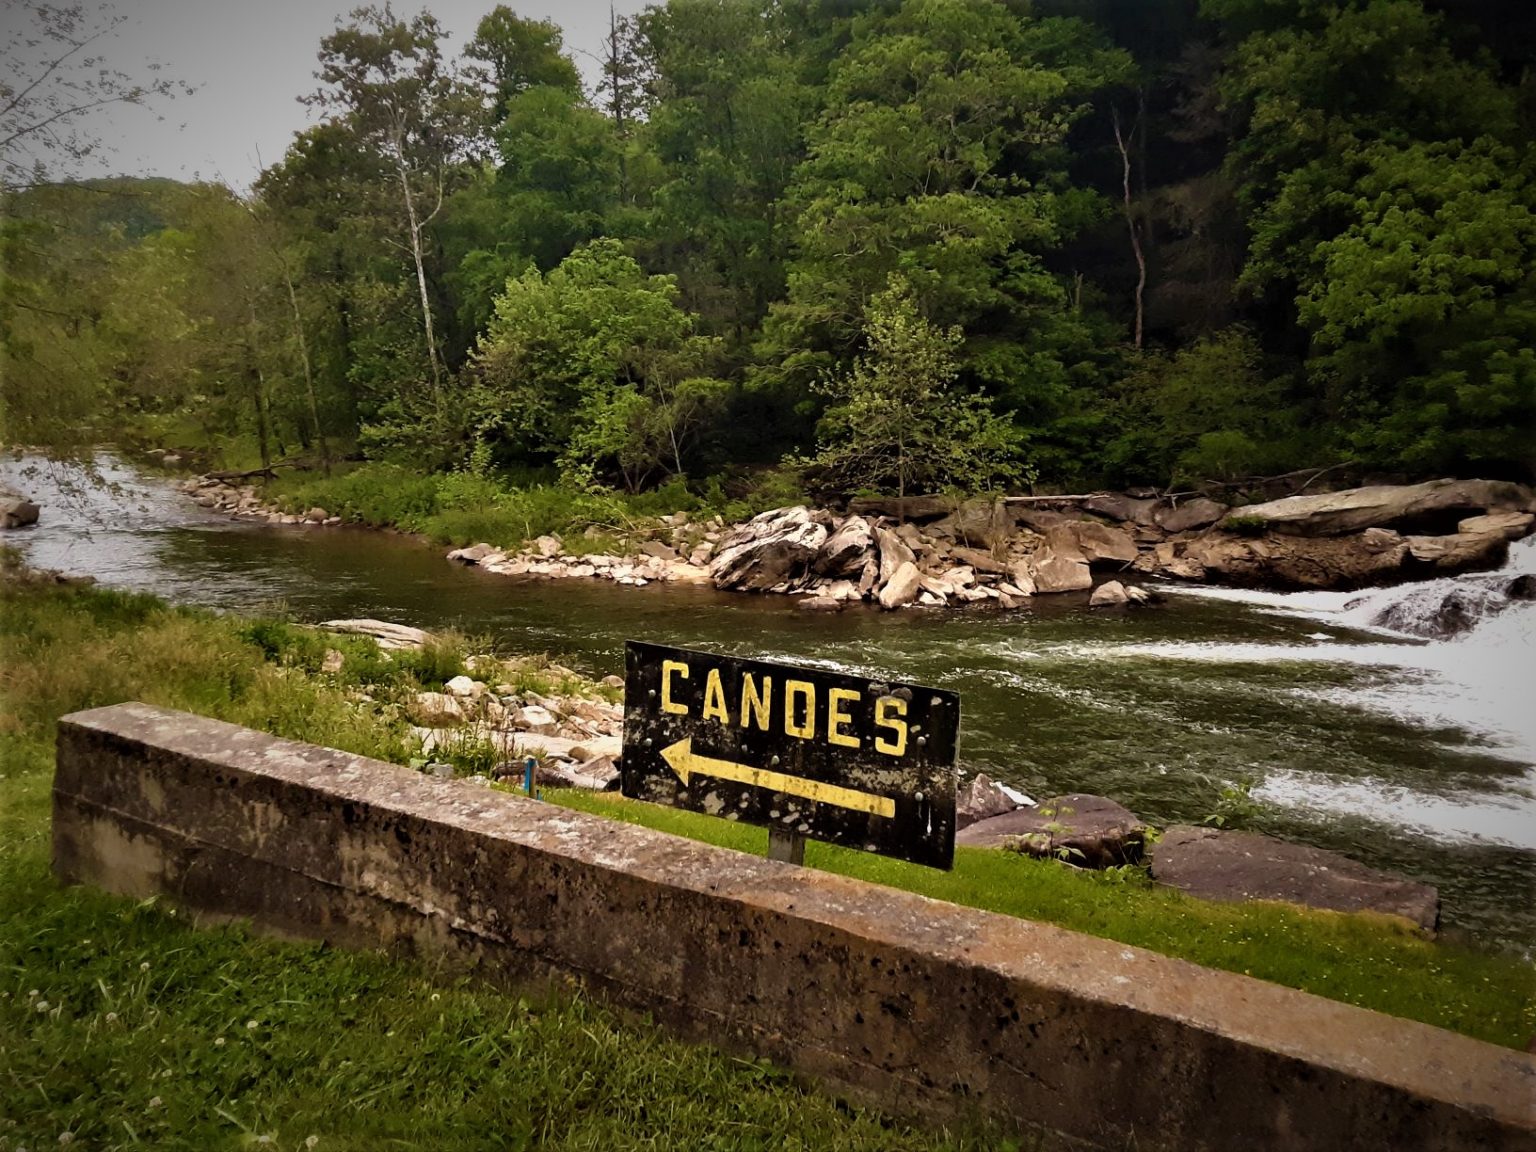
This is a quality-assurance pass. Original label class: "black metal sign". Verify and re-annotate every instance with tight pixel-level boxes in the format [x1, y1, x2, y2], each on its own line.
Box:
[622, 640, 959, 869]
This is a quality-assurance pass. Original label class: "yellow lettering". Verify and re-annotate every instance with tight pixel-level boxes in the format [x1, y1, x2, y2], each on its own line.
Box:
[661, 660, 690, 715]
[784, 680, 815, 740]
[874, 696, 907, 756]
[702, 668, 729, 724]
[827, 688, 860, 749]
[740, 673, 772, 731]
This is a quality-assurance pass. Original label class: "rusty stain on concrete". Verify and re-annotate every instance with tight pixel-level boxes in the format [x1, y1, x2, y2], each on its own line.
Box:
[52, 702, 1536, 1152]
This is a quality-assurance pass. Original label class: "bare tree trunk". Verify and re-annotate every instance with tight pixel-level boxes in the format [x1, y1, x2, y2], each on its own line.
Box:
[394, 151, 444, 405]
[1113, 105, 1146, 350]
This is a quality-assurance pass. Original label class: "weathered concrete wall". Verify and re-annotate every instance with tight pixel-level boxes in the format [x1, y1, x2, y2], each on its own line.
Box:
[54, 703, 1536, 1151]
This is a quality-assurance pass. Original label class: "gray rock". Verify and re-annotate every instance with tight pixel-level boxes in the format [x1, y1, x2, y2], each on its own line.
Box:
[1089, 580, 1129, 607]
[813, 515, 875, 577]
[639, 540, 678, 560]
[959, 794, 1147, 867]
[1230, 478, 1534, 538]
[875, 526, 916, 585]
[1150, 825, 1439, 933]
[1083, 494, 1160, 527]
[511, 705, 560, 734]
[845, 494, 954, 521]
[409, 692, 467, 726]
[798, 594, 843, 612]
[1155, 498, 1229, 534]
[949, 545, 1009, 575]
[956, 773, 1026, 830]
[1027, 547, 1093, 593]
[0, 499, 40, 529]
[321, 619, 432, 650]
[878, 560, 923, 610]
[448, 543, 495, 564]
[709, 506, 828, 591]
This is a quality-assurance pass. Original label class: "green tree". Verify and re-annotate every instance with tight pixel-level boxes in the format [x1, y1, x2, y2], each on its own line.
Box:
[307, 5, 484, 408]
[798, 276, 1023, 503]
[465, 6, 582, 123]
[472, 239, 725, 490]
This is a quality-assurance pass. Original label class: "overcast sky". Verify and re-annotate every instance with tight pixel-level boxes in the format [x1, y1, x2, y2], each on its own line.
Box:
[5, 0, 647, 189]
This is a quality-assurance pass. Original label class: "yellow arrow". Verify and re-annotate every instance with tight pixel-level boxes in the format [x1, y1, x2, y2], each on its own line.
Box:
[661, 736, 895, 819]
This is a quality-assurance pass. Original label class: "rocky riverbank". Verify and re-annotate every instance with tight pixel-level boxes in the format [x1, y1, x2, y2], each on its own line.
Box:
[178, 472, 1536, 612]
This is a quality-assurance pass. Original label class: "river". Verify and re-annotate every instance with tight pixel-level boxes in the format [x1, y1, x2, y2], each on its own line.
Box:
[6, 454, 1533, 953]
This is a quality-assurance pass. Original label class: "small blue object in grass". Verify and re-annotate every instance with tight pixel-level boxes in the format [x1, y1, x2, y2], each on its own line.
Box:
[524, 756, 538, 799]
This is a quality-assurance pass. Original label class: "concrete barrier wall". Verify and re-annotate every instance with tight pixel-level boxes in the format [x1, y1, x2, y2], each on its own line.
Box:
[54, 703, 1535, 1151]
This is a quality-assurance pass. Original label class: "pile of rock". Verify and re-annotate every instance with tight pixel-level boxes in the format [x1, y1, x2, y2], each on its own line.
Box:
[175, 475, 340, 527]
[319, 618, 625, 791]
[448, 513, 722, 588]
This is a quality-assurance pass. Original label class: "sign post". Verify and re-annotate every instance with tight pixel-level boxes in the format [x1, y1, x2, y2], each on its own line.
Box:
[622, 640, 960, 870]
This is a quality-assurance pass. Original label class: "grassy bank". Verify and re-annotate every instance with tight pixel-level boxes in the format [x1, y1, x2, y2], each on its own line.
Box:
[262, 462, 803, 554]
[0, 580, 1004, 1151]
[2, 580, 1533, 1151]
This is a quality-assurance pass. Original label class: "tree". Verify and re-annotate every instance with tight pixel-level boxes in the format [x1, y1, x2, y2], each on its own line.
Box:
[465, 6, 582, 123]
[308, 5, 484, 408]
[472, 239, 725, 491]
[798, 276, 1023, 504]
[1, 1, 192, 191]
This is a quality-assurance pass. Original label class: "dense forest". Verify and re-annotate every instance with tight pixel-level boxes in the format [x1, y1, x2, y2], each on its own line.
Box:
[3, 0, 1534, 500]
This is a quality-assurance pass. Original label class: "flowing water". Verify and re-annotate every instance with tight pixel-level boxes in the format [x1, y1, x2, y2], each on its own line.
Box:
[6, 454, 1533, 952]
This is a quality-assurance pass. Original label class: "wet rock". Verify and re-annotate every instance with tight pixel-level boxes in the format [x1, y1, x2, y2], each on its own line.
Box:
[878, 560, 923, 610]
[1181, 531, 1410, 590]
[1, 498, 40, 529]
[1150, 825, 1439, 933]
[798, 594, 843, 612]
[814, 515, 875, 577]
[1089, 580, 1129, 607]
[305, 506, 329, 523]
[448, 543, 495, 564]
[1154, 498, 1228, 534]
[709, 506, 828, 591]
[958, 794, 1147, 867]
[1457, 511, 1533, 540]
[956, 773, 1030, 830]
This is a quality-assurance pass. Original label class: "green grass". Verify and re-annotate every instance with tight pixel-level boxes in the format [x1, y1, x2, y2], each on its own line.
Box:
[3, 579, 1533, 1152]
[0, 580, 1023, 1151]
[264, 463, 805, 553]
[546, 791, 1536, 1051]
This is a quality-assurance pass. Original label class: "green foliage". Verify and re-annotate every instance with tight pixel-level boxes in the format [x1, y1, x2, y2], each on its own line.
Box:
[798, 277, 1025, 499]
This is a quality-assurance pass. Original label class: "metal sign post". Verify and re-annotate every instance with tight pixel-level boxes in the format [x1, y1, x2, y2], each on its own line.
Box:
[621, 640, 960, 870]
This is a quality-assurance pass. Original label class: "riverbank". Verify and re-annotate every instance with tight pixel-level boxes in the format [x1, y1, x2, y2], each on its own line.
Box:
[3, 572, 1532, 1054]
[175, 464, 1536, 621]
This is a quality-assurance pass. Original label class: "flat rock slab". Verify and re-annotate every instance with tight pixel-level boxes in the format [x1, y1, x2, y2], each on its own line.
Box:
[958, 793, 1147, 866]
[1150, 825, 1439, 933]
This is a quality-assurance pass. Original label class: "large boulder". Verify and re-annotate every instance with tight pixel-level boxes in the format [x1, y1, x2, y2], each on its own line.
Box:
[813, 515, 875, 577]
[1088, 580, 1130, 607]
[1064, 521, 1138, 565]
[1230, 478, 1534, 538]
[958, 793, 1147, 867]
[321, 619, 433, 650]
[0, 498, 40, 529]
[709, 506, 828, 591]
[1083, 493, 1160, 527]
[929, 498, 1012, 549]
[878, 560, 923, 610]
[875, 526, 916, 585]
[1180, 530, 1411, 590]
[1027, 547, 1093, 593]
[1154, 498, 1228, 534]
[956, 773, 1030, 830]
[1150, 825, 1439, 933]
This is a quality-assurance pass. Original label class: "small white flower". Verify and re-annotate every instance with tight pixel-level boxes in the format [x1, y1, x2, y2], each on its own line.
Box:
[214, 1037, 225, 1047]
[105, 1012, 118, 1024]
[245, 1019, 258, 1030]
[430, 993, 440, 1002]
[57, 1134, 73, 1147]
[139, 962, 150, 972]
[148, 1097, 162, 1110]
[305, 1138, 319, 1149]
[34, 1001, 49, 1013]
[27, 990, 38, 1000]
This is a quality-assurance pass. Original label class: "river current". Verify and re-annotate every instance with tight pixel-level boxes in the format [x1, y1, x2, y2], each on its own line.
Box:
[6, 455, 1533, 952]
